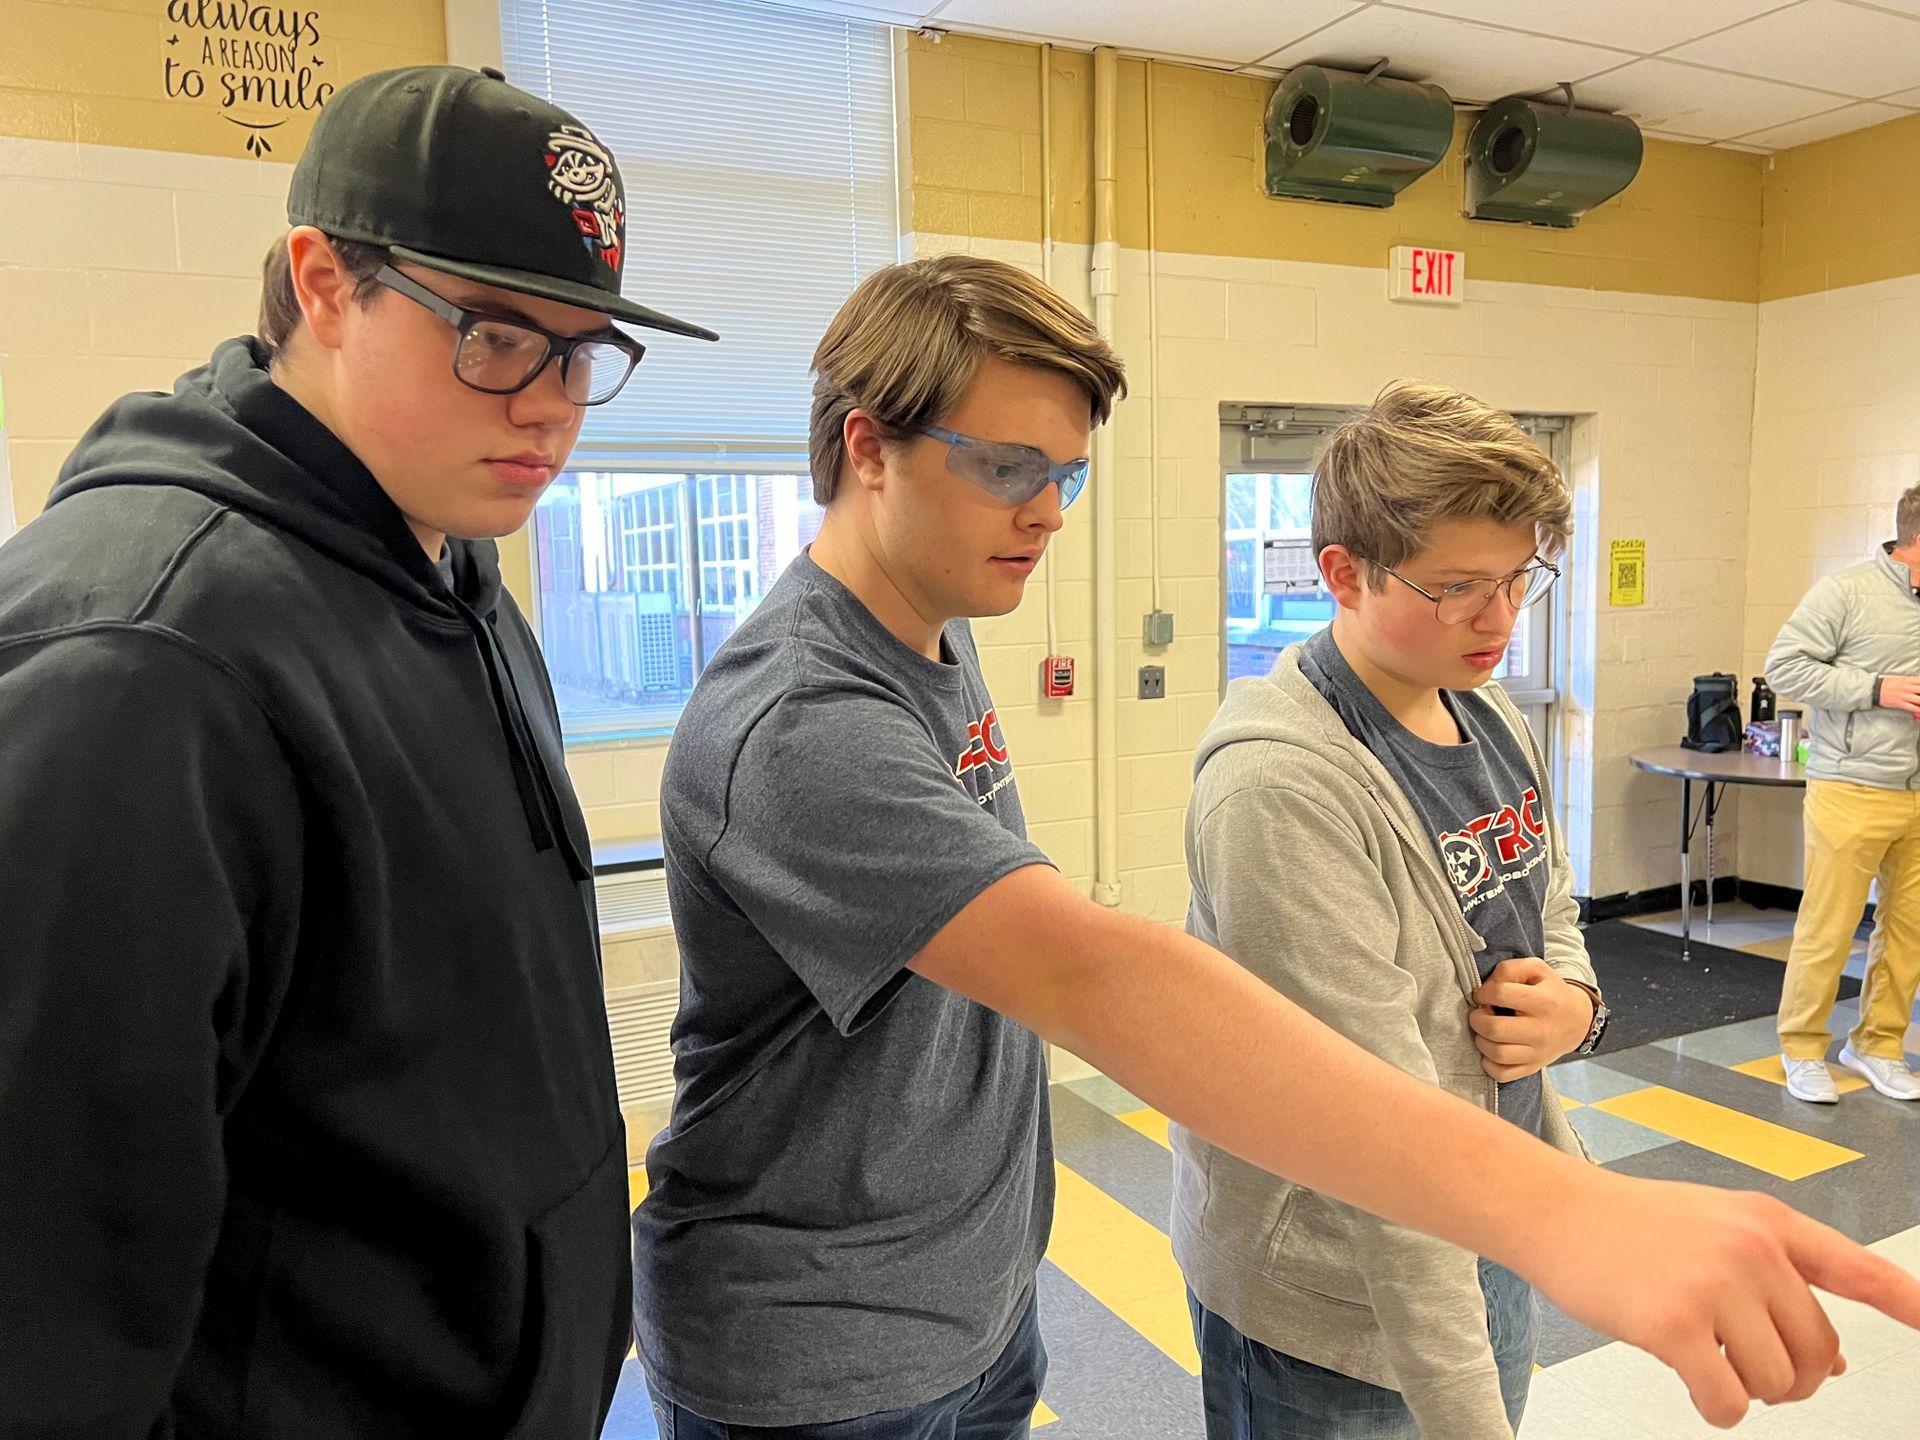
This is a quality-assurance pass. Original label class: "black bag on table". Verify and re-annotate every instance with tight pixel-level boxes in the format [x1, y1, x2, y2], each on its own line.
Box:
[1682, 672, 1742, 753]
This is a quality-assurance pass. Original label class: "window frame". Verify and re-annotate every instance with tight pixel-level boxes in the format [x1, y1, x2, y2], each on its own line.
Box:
[1218, 403, 1570, 758]
[528, 463, 819, 744]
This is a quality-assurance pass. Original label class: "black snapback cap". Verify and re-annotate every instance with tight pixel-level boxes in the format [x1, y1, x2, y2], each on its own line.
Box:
[288, 65, 717, 342]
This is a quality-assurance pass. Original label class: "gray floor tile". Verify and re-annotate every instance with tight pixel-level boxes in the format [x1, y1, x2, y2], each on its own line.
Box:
[1517, 1368, 1635, 1438]
[1049, 1086, 1175, 1231]
[1652, 1014, 1781, 1067]
[1034, 1263, 1202, 1439]
[1546, 1058, 1649, 1102]
[1061, 1075, 1145, 1118]
[1565, 1108, 1682, 1164]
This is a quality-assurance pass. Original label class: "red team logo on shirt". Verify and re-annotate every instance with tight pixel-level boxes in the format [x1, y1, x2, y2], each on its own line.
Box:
[954, 707, 1009, 778]
[1438, 787, 1546, 898]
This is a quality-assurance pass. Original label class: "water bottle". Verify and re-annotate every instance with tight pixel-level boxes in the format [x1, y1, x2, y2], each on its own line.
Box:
[1751, 676, 1776, 725]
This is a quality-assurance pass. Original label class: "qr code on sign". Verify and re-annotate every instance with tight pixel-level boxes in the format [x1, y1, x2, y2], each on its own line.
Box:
[1617, 562, 1641, 588]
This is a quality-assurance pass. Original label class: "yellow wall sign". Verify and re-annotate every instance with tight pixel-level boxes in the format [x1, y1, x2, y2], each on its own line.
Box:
[1610, 539, 1647, 607]
[0, 0, 444, 160]
[162, 1, 335, 157]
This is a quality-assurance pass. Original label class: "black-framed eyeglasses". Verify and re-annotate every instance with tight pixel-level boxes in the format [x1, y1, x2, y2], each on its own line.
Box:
[1370, 557, 1561, 624]
[374, 265, 645, 406]
[919, 425, 1091, 509]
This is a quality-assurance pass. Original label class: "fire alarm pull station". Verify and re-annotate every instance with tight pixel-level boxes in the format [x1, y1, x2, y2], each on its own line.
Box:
[1042, 655, 1076, 698]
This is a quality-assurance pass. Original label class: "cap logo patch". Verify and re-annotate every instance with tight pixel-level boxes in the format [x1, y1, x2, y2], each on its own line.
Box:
[544, 124, 624, 276]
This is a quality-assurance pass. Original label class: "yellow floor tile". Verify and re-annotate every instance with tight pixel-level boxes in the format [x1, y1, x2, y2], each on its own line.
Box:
[1033, 1399, 1060, 1428]
[1047, 1162, 1200, 1375]
[1117, 1106, 1171, 1149]
[628, 1168, 650, 1359]
[1729, 1054, 1871, 1095]
[1737, 933, 1866, 964]
[1591, 1086, 1863, 1180]
[1559, 1094, 1584, 1111]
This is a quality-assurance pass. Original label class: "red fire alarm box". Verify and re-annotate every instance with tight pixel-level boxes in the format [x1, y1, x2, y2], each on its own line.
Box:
[1042, 655, 1075, 698]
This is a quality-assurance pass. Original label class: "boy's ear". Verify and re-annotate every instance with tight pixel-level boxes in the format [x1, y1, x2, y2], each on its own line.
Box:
[844, 409, 890, 495]
[1320, 544, 1367, 610]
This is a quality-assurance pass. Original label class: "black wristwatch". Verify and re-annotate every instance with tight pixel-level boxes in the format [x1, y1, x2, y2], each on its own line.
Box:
[1571, 984, 1610, 1056]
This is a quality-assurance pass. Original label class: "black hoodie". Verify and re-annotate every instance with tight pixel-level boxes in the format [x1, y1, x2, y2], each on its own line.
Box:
[0, 339, 628, 1439]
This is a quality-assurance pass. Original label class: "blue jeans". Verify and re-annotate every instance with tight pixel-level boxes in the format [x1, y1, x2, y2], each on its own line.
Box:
[650, 1292, 1046, 1439]
[1187, 1260, 1536, 1439]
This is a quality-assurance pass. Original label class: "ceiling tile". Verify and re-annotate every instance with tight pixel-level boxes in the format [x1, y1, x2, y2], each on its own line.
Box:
[1382, 0, 1781, 57]
[1668, 0, 1920, 99]
[1572, 57, 1839, 138]
[1876, 85, 1920, 105]
[929, 0, 1363, 65]
[1734, 98, 1913, 146]
[1254, 6, 1628, 102]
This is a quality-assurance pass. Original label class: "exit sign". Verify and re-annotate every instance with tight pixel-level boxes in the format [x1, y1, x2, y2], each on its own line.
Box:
[1389, 245, 1465, 305]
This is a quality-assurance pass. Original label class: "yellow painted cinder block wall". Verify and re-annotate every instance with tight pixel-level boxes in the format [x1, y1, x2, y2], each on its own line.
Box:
[0, 0, 443, 160]
[905, 33, 1765, 303]
[0, 0, 446, 525]
[904, 32, 1773, 909]
[1758, 111, 1920, 301]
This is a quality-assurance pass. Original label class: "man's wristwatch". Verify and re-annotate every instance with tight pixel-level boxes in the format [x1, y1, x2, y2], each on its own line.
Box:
[1568, 980, 1610, 1057]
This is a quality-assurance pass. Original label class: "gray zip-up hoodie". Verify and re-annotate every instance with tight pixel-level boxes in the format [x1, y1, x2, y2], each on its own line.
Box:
[1172, 648, 1593, 1440]
[1766, 543, 1920, 790]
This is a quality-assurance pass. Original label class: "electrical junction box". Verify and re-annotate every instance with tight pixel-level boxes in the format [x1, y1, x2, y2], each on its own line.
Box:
[1042, 655, 1075, 698]
[1144, 610, 1174, 646]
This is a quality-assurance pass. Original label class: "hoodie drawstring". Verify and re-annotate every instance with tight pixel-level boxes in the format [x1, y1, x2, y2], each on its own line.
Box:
[452, 599, 567, 867]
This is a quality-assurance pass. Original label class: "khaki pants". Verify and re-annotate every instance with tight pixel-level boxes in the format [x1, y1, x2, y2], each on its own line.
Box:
[1780, 779, 1920, 1061]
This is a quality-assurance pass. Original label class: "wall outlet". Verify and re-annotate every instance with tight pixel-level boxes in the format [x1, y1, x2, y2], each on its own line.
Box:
[1137, 664, 1166, 700]
[1143, 609, 1175, 646]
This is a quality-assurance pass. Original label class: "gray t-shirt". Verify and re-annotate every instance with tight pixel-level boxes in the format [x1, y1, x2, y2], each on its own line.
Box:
[634, 552, 1054, 1426]
[1299, 629, 1548, 1137]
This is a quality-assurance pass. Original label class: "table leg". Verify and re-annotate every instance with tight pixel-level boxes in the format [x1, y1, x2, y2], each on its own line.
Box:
[1706, 782, 1717, 930]
[1680, 777, 1693, 962]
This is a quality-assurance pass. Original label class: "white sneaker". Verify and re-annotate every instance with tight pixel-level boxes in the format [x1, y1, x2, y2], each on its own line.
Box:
[1784, 1056, 1840, 1104]
[1838, 1046, 1920, 1101]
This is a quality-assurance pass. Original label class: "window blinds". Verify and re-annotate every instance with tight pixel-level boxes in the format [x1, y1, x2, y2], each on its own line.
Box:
[500, 0, 899, 466]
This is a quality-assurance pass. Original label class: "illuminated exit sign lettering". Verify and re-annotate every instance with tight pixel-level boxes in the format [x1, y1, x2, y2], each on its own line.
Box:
[1389, 245, 1465, 305]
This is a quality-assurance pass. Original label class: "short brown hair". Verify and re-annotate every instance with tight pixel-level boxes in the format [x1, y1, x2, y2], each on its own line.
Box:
[256, 231, 390, 358]
[1897, 485, 1920, 548]
[1312, 380, 1572, 589]
[807, 255, 1127, 505]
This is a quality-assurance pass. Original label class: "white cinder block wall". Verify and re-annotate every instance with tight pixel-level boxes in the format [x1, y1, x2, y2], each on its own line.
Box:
[0, 137, 288, 526]
[1739, 271, 1920, 890]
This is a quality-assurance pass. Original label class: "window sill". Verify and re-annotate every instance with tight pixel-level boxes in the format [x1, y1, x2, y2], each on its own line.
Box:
[564, 730, 675, 753]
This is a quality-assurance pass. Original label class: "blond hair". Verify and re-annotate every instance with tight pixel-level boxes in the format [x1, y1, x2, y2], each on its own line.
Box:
[808, 255, 1127, 504]
[1897, 485, 1920, 548]
[1312, 380, 1571, 589]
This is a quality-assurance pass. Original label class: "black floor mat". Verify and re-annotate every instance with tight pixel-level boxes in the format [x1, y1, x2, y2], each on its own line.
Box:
[1566, 921, 1862, 1056]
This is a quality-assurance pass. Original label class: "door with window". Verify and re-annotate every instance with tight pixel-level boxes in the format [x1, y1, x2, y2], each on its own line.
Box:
[1219, 405, 1570, 807]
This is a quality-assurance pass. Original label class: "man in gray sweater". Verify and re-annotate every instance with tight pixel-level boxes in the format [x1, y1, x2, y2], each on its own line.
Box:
[1766, 487, 1920, 1105]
